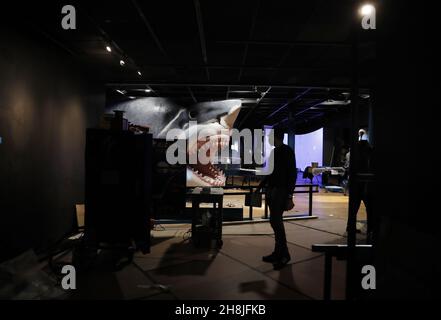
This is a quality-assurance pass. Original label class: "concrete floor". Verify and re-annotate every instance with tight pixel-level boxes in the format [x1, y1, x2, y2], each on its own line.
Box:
[69, 189, 368, 300]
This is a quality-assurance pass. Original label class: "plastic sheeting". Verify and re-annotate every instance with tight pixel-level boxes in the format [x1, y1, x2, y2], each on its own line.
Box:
[0, 250, 66, 300]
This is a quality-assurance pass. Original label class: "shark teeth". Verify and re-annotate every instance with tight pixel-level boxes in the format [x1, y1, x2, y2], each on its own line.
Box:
[187, 132, 230, 187]
[190, 163, 226, 187]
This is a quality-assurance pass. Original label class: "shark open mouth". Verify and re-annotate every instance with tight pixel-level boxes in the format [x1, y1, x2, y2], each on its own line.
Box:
[187, 134, 230, 187]
[105, 97, 242, 187]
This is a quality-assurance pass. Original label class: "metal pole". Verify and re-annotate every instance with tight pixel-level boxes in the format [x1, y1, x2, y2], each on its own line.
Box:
[249, 188, 253, 220]
[264, 195, 268, 219]
[346, 1, 361, 300]
[309, 184, 313, 216]
[324, 253, 333, 300]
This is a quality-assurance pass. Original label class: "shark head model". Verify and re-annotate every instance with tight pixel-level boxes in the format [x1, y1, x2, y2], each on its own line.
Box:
[106, 97, 242, 187]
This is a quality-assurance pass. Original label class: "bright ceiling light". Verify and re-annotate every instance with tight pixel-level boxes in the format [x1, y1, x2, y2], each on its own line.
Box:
[120, 60, 125, 66]
[137, 71, 142, 76]
[360, 4, 374, 15]
[144, 89, 152, 93]
[105, 46, 112, 53]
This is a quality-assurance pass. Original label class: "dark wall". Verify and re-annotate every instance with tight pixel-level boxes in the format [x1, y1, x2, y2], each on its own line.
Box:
[322, 101, 370, 167]
[322, 112, 351, 167]
[0, 29, 104, 262]
[373, 2, 440, 298]
[322, 128, 332, 166]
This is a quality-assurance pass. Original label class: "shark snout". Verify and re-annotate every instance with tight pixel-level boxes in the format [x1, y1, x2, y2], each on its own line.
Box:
[220, 103, 241, 129]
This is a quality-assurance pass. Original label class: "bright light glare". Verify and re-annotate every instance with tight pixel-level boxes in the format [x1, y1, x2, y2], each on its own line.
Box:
[360, 4, 374, 15]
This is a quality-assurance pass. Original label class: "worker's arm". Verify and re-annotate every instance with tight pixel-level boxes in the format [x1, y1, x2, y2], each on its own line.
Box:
[256, 175, 268, 192]
[255, 148, 274, 193]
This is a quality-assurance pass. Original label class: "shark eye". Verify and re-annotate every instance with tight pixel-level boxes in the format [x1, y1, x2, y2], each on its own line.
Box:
[189, 110, 198, 119]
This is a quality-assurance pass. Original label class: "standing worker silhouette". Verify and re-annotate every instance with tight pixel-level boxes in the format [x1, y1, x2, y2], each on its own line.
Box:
[256, 128, 297, 270]
[346, 128, 375, 244]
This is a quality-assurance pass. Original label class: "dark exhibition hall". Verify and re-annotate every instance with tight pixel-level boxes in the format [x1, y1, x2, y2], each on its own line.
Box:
[0, 0, 440, 308]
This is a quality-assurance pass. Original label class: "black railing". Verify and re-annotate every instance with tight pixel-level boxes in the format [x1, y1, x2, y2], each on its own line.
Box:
[312, 244, 373, 300]
[187, 184, 319, 220]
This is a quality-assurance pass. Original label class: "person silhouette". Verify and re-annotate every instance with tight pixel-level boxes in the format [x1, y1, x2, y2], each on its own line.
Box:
[256, 128, 297, 270]
[346, 128, 375, 244]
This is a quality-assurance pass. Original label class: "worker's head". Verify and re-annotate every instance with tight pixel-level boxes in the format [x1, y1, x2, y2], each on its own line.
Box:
[273, 128, 285, 147]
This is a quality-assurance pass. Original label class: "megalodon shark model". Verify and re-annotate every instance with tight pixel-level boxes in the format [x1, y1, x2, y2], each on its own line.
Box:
[106, 97, 242, 187]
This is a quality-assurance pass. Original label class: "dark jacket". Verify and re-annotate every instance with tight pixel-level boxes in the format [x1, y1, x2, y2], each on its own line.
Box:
[266, 144, 297, 193]
[355, 140, 374, 174]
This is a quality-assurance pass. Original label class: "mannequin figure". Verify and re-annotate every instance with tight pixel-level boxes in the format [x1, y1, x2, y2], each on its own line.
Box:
[358, 128, 368, 141]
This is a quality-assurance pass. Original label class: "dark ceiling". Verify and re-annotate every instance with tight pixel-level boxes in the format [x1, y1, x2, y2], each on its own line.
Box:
[8, 0, 375, 130]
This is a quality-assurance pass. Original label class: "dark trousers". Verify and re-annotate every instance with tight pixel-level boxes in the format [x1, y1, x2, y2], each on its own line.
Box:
[347, 181, 375, 234]
[266, 187, 289, 256]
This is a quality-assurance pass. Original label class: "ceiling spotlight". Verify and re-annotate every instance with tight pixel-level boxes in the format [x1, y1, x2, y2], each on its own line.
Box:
[106, 46, 112, 53]
[144, 88, 152, 93]
[120, 60, 125, 66]
[360, 4, 374, 15]
[137, 71, 142, 76]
